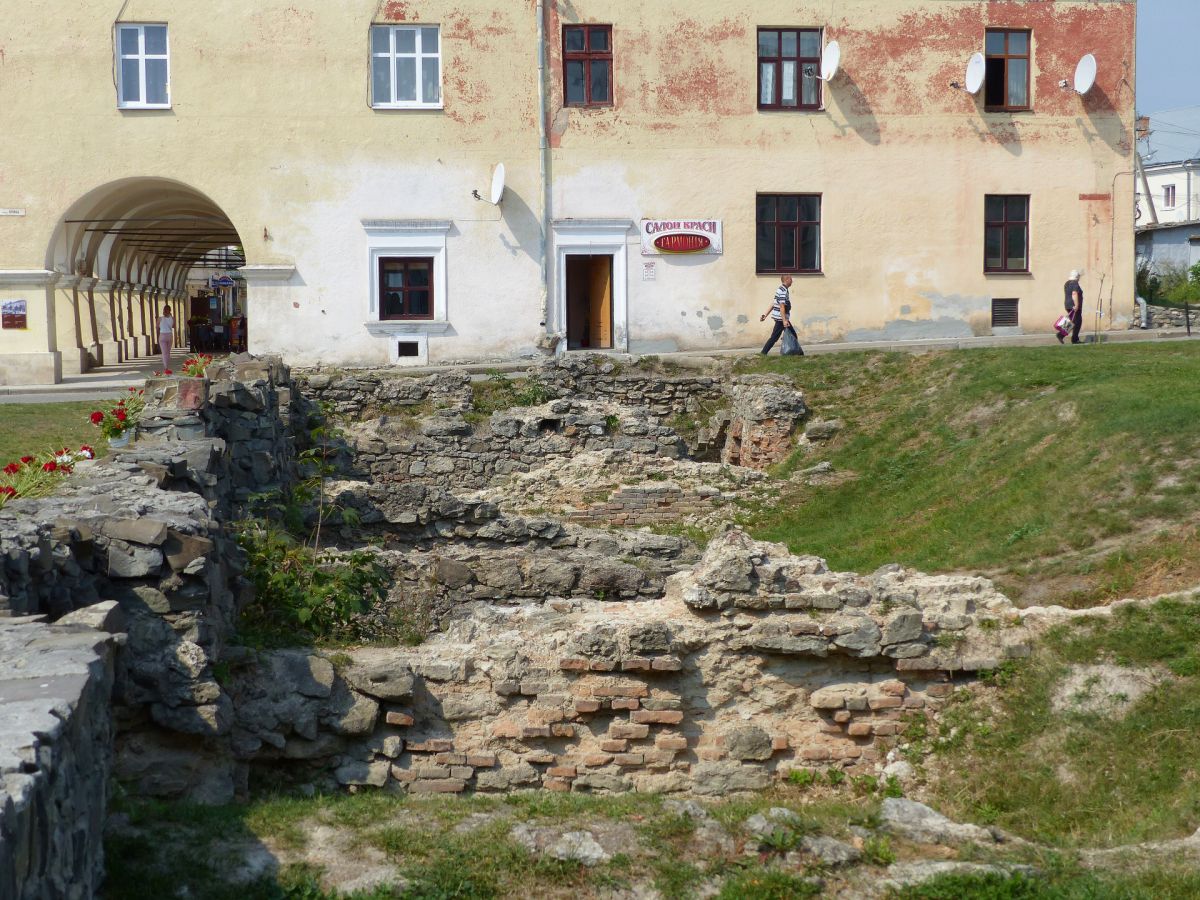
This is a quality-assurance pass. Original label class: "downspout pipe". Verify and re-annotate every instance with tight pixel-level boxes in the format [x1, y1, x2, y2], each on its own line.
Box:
[536, 0, 555, 348]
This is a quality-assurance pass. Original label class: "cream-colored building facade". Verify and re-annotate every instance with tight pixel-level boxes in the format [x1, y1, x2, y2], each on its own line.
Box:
[0, 1, 1136, 384]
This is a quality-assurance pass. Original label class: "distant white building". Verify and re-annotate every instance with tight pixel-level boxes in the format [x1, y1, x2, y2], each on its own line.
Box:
[1136, 159, 1200, 225]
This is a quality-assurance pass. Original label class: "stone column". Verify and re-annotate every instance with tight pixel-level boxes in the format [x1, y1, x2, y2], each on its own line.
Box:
[54, 275, 87, 376]
[0, 269, 62, 384]
[237, 264, 297, 357]
[93, 279, 120, 366]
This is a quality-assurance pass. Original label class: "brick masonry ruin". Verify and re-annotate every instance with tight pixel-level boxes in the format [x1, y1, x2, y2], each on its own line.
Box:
[0, 353, 1037, 890]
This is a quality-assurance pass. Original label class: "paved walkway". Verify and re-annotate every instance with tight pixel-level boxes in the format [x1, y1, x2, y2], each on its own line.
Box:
[0, 328, 1194, 404]
[0, 350, 191, 405]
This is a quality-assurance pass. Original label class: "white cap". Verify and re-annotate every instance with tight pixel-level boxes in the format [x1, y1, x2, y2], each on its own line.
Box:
[1069, 269, 1081, 280]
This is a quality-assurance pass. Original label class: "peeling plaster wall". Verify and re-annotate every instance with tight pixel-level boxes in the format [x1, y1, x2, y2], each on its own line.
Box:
[0, 0, 1134, 375]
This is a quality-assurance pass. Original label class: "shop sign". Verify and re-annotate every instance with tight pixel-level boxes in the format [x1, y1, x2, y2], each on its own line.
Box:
[0, 209, 25, 217]
[1, 299, 28, 329]
[640, 219, 723, 256]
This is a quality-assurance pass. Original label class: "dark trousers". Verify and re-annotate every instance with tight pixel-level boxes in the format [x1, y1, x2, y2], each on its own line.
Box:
[1070, 307, 1083, 344]
[761, 319, 799, 354]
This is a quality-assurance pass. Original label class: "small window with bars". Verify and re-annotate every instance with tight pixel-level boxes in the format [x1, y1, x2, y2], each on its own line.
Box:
[991, 298, 1019, 327]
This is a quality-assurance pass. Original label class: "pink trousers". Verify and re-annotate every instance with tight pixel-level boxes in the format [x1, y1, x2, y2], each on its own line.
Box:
[159, 332, 173, 370]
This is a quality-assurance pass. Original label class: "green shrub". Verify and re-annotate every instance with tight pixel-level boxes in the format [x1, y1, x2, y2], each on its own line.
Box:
[234, 520, 389, 646]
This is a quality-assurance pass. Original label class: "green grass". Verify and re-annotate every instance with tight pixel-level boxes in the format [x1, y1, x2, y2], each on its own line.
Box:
[0, 401, 106, 463]
[103, 790, 879, 900]
[888, 865, 1200, 899]
[922, 598, 1200, 847]
[736, 344, 1200, 601]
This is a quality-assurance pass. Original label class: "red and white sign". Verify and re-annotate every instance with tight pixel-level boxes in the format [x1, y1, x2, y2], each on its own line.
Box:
[640, 219, 723, 256]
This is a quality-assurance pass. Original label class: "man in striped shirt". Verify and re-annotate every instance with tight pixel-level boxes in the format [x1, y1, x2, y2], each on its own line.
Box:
[759, 275, 802, 355]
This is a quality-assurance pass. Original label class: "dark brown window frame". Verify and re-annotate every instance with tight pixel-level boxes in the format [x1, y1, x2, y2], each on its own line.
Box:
[756, 193, 822, 275]
[563, 24, 613, 108]
[757, 27, 822, 111]
[984, 194, 1030, 274]
[984, 28, 1031, 112]
[378, 256, 434, 321]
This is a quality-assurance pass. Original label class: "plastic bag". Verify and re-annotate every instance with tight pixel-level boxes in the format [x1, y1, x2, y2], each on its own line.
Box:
[781, 329, 803, 356]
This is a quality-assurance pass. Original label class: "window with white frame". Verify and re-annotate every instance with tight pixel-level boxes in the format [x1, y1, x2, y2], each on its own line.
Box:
[116, 24, 170, 108]
[371, 25, 442, 108]
[1164, 184, 1177, 208]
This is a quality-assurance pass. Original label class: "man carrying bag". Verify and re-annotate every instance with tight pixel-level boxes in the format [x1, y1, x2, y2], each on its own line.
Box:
[760, 276, 804, 356]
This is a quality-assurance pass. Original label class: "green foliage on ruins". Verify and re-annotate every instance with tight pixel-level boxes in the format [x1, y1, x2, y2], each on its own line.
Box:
[739, 342, 1200, 607]
[467, 373, 554, 422]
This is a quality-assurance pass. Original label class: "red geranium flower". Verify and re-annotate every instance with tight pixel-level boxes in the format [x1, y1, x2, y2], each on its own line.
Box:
[58, 463, 73, 474]
[78, 445, 95, 459]
[0, 486, 15, 497]
[42, 461, 57, 472]
[90, 411, 104, 424]
[19, 456, 33, 465]
[114, 409, 127, 422]
[3, 463, 19, 475]
[164, 369, 173, 375]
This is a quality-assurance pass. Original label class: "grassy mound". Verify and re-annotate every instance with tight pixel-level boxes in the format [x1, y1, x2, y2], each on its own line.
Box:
[739, 343, 1200, 606]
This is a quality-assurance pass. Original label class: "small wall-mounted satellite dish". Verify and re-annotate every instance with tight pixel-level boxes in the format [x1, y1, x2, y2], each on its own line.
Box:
[490, 163, 507, 206]
[820, 41, 841, 82]
[964, 53, 986, 95]
[1074, 54, 1097, 95]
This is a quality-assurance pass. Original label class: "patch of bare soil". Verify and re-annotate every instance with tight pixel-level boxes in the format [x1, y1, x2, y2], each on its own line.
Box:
[1051, 664, 1169, 718]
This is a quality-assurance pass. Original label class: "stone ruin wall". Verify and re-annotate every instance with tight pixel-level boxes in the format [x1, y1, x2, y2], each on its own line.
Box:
[0, 353, 1037, 891]
[222, 530, 1032, 799]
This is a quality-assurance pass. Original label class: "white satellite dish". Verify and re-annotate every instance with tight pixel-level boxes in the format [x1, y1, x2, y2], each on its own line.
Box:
[964, 53, 986, 95]
[489, 163, 506, 206]
[820, 41, 841, 82]
[1074, 53, 1097, 95]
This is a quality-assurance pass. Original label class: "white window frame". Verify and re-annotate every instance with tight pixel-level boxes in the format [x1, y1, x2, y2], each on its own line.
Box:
[115, 24, 171, 109]
[370, 25, 443, 109]
[362, 221, 451, 367]
[1164, 184, 1177, 209]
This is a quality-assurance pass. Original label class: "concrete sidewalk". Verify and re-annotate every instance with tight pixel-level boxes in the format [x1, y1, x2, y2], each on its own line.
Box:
[0, 350, 191, 404]
[0, 328, 1194, 403]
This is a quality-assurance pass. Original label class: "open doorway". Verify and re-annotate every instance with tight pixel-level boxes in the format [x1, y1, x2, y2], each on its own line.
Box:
[565, 254, 613, 350]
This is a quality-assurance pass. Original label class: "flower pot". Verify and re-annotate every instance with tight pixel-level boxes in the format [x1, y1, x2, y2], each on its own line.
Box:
[107, 431, 132, 449]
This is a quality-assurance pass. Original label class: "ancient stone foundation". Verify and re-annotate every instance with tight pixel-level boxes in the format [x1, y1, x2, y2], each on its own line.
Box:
[0, 353, 1038, 891]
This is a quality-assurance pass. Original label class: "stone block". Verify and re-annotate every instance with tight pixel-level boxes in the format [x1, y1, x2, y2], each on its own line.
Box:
[655, 736, 689, 751]
[582, 754, 614, 767]
[592, 683, 649, 699]
[102, 517, 169, 546]
[610, 698, 639, 710]
[416, 765, 450, 779]
[651, 656, 683, 672]
[631, 710, 683, 725]
[548, 766, 577, 778]
[466, 753, 497, 768]
[434, 753, 466, 765]
[411, 779, 467, 793]
[544, 778, 572, 792]
[868, 696, 904, 710]
[559, 658, 589, 671]
[407, 739, 455, 753]
[521, 726, 552, 739]
[847, 723, 872, 737]
[550, 724, 575, 738]
[385, 711, 415, 727]
[609, 723, 650, 740]
[574, 700, 601, 714]
[615, 753, 644, 767]
[450, 766, 475, 780]
[600, 739, 628, 752]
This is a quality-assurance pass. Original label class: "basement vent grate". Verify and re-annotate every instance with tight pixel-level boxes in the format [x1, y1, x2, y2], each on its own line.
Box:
[991, 298, 1019, 328]
[397, 341, 420, 358]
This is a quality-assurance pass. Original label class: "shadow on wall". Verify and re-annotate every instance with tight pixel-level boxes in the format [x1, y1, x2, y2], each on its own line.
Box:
[828, 70, 881, 145]
[1081, 82, 1132, 155]
[498, 187, 544, 266]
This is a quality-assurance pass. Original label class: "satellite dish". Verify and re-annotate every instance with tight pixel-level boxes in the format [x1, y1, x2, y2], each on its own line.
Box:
[820, 41, 841, 82]
[1074, 54, 1097, 95]
[964, 53, 986, 95]
[489, 163, 506, 206]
